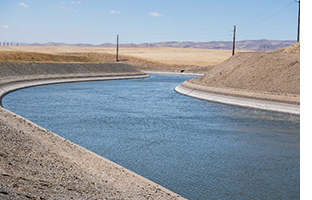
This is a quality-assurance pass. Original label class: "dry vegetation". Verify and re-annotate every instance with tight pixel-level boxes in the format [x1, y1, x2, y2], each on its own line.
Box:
[0, 46, 235, 73]
[0, 51, 98, 63]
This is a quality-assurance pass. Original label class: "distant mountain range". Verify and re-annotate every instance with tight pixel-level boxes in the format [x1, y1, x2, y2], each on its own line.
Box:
[17, 39, 297, 52]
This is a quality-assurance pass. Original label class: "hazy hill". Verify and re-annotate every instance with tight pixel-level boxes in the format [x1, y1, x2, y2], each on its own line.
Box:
[133, 40, 296, 52]
[16, 40, 296, 52]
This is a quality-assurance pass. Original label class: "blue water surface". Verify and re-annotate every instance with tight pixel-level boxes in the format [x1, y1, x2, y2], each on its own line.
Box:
[3, 74, 300, 200]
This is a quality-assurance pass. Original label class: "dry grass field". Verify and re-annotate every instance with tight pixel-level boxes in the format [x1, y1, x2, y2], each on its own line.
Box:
[0, 51, 97, 63]
[0, 46, 235, 73]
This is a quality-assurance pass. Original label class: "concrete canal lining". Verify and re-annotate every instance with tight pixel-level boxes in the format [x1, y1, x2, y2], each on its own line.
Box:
[0, 62, 149, 103]
[175, 80, 300, 115]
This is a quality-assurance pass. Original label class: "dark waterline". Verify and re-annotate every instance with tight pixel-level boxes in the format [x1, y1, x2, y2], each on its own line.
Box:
[3, 75, 300, 200]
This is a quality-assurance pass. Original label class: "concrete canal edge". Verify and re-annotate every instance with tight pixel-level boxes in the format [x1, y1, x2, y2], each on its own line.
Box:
[0, 74, 149, 106]
[0, 62, 185, 199]
[0, 62, 150, 105]
[175, 80, 300, 115]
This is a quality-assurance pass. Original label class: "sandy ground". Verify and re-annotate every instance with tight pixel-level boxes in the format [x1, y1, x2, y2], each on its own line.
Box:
[189, 51, 300, 96]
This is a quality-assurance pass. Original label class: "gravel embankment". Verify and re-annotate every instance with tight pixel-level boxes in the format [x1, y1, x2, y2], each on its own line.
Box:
[175, 48, 300, 114]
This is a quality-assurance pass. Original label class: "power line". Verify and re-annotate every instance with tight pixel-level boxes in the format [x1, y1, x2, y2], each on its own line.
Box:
[118, 26, 234, 44]
[118, 25, 231, 39]
[237, 0, 285, 27]
[239, 1, 295, 33]
[114, 1, 297, 44]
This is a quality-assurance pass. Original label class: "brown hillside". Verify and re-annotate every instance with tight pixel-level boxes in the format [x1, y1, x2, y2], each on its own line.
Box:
[272, 42, 300, 54]
[0, 46, 235, 73]
[0, 51, 98, 63]
[189, 51, 300, 95]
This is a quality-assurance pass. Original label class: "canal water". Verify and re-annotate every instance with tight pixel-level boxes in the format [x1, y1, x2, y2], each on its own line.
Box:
[2, 74, 300, 200]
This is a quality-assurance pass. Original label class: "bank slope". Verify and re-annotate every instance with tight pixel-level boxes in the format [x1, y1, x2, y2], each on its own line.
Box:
[175, 43, 300, 114]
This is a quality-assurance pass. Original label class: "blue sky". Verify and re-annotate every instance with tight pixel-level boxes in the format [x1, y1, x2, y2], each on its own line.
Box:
[0, 0, 300, 44]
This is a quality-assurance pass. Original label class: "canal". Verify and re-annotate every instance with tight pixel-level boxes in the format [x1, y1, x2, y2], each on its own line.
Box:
[3, 74, 300, 199]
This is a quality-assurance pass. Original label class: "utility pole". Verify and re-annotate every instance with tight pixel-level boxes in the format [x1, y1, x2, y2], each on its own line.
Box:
[116, 34, 119, 62]
[232, 25, 236, 56]
[297, 0, 300, 42]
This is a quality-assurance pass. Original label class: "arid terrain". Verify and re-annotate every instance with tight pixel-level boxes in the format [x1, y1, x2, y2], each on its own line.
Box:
[189, 51, 300, 95]
[0, 46, 236, 73]
[186, 42, 300, 104]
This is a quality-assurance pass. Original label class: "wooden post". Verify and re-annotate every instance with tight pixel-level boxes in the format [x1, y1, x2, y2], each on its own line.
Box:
[232, 25, 236, 56]
[116, 34, 119, 62]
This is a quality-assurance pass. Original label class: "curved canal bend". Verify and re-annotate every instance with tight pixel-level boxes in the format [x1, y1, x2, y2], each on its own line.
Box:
[3, 74, 300, 200]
